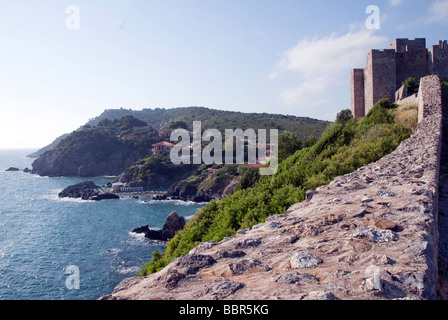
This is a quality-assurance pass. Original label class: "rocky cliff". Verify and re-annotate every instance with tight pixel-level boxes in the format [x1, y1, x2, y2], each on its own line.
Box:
[102, 75, 445, 300]
[31, 121, 154, 177]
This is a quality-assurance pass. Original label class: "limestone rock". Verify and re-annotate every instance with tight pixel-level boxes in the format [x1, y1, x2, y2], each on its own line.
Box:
[368, 217, 397, 230]
[290, 252, 323, 269]
[205, 279, 245, 300]
[351, 227, 398, 243]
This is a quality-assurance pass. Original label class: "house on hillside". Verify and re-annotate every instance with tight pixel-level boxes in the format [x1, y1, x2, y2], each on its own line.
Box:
[152, 141, 175, 157]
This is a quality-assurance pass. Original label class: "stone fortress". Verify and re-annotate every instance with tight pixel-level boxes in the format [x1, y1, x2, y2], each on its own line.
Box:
[351, 38, 448, 119]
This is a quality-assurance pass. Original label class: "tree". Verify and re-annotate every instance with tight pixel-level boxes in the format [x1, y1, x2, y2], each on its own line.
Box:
[402, 77, 419, 94]
[168, 121, 189, 130]
[442, 78, 448, 88]
[120, 115, 148, 129]
[279, 131, 302, 160]
[336, 109, 353, 124]
[304, 135, 319, 148]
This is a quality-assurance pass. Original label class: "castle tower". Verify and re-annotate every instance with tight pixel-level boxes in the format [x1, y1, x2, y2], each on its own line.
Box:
[350, 69, 365, 120]
[428, 40, 448, 80]
[393, 38, 429, 90]
[363, 49, 397, 114]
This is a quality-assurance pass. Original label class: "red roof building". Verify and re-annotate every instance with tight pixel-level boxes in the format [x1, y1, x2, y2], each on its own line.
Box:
[152, 141, 175, 156]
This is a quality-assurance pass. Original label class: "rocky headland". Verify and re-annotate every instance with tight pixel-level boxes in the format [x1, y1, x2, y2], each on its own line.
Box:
[101, 75, 445, 300]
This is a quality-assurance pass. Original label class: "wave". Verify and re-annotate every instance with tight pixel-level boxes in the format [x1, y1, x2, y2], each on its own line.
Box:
[138, 199, 208, 206]
[128, 232, 146, 240]
[106, 248, 123, 255]
[41, 194, 94, 203]
[116, 265, 140, 275]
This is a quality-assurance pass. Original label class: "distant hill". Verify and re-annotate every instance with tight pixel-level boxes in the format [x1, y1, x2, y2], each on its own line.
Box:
[86, 107, 330, 142]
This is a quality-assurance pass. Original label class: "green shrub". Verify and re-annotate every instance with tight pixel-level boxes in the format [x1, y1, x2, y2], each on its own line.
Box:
[402, 77, 419, 94]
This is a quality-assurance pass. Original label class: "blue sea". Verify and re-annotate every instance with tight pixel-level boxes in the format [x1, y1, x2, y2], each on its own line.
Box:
[0, 149, 206, 300]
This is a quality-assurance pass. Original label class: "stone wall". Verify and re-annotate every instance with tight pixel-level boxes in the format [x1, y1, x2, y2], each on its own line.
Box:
[395, 47, 429, 90]
[102, 76, 444, 300]
[387, 38, 427, 52]
[396, 93, 418, 106]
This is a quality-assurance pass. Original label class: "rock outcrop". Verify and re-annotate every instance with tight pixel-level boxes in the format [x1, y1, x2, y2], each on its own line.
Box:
[132, 211, 186, 241]
[58, 181, 119, 201]
[102, 76, 444, 300]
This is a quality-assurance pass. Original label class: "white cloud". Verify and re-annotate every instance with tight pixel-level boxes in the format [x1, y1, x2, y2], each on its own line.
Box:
[389, 0, 404, 6]
[272, 30, 388, 109]
[427, 0, 448, 24]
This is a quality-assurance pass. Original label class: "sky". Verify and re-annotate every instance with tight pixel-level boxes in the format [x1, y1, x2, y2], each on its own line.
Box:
[0, 0, 447, 149]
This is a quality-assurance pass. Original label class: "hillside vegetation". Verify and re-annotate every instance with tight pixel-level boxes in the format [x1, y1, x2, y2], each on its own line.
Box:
[32, 107, 329, 177]
[139, 99, 417, 276]
[86, 107, 329, 142]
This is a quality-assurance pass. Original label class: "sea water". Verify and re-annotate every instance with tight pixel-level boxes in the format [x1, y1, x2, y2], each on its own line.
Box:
[0, 149, 206, 300]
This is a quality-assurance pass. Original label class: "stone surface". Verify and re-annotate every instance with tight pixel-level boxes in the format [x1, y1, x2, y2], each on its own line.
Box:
[290, 252, 323, 269]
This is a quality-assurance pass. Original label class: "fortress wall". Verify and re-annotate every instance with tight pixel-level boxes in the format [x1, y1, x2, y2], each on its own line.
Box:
[103, 75, 445, 301]
[396, 93, 418, 106]
[418, 75, 443, 123]
[388, 38, 426, 52]
[395, 48, 429, 90]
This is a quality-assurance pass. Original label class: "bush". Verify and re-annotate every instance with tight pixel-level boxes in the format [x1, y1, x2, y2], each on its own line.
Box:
[402, 77, 419, 94]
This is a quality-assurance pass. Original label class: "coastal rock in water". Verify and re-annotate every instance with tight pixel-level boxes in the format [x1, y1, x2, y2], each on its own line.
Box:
[58, 181, 119, 201]
[5, 167, 20, 172]
[132, 211, 186, 241]
[58, 181, 99, 200]
[90, 193, 120, 201]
